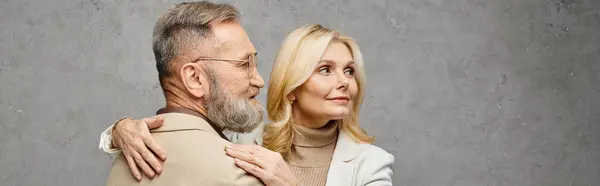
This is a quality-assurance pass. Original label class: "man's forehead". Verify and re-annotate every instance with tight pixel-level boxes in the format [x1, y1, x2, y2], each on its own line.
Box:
[211, 22, 256, 57]
[219, 40, 255, 56]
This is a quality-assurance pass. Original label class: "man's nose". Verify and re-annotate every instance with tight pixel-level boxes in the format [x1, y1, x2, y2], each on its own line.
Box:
[250, 68, 264, 88]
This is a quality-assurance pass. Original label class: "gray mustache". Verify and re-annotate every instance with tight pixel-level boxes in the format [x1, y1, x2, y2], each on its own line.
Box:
[249, 88, 260, 97]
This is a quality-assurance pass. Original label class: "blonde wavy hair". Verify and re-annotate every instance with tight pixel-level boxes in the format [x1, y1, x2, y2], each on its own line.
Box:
[262, 24, 374, 159]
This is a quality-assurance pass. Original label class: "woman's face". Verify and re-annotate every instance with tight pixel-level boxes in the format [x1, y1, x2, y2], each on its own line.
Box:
[291, 41, 359, 128]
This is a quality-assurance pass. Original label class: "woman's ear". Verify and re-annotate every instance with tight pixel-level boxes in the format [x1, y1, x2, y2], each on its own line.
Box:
[180, 63, 206, 99]
[287, 92, 296, 102]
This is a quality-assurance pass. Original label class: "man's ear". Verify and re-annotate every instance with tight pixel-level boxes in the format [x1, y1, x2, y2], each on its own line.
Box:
[180, 63, 206, 99]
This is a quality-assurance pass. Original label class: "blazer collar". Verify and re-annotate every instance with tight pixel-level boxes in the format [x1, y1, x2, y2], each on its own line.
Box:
[331, 131, 370, 162]
[154, 107, 229, 141]
[326, 132, 371, 186]
[150, 112, 208, 132]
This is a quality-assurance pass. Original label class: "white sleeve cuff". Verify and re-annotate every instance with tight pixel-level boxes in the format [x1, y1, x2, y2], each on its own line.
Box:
[99, 124, 122, 154]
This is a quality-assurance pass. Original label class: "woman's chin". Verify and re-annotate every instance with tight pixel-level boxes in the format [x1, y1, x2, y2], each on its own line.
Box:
[325, 109, 351, 120]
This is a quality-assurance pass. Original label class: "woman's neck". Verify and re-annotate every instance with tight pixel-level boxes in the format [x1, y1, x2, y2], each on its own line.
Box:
[291, 107, 330, 129]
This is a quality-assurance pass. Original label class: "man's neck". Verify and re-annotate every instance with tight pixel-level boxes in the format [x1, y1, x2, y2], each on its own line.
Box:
[160, 77, 209, 117]
[163, 83, 208, 116]
[164, 100, 208, 117]
[162, 87, 209, 118]
[162, 95, 229, 141]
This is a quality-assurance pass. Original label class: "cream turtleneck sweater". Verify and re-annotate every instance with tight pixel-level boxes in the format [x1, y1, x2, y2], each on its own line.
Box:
[287, 122, 339, 186]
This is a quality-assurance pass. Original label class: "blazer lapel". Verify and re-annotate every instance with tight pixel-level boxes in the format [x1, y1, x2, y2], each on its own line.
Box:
[326, 132, 370, 186]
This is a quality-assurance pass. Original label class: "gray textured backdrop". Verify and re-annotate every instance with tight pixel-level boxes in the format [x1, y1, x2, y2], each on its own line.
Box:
[1, 0, 599, 185]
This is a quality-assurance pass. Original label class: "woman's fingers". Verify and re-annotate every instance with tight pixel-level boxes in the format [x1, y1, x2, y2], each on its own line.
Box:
[143, 116, 164, 129]
[113, 117, 169, 180]
[138, 144, 163, 174]
[225, 145, 267, 169]
[140, 132, 167, 161]
[227, 144, 297, 186]
[131, 151, 155, 179]
[228, 144, 263, 156]
[234, 158, 267, 179]
[138, 118, 167, 161]
[125, 154, 142, 181]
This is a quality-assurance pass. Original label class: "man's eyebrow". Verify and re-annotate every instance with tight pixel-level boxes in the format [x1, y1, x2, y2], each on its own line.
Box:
[241, 51, 257, 59]
[191, 51, 257, 63]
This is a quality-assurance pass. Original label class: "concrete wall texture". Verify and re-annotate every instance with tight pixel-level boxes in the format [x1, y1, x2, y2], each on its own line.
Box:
[1, 0, 598, 185]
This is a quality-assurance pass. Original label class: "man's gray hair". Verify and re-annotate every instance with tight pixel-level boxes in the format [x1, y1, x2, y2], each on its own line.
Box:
[152, 1, 239, 80]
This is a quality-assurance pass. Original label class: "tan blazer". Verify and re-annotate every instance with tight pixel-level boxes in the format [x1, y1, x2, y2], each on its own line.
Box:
[106, 112, 264, 186]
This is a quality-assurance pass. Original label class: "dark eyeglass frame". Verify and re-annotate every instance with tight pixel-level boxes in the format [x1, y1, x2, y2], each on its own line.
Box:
[195, 53, 258, 78]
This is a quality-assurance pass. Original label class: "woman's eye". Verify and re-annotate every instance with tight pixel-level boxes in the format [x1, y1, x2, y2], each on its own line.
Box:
[318, 67, 331, 74]
[344, 68, 355, 76]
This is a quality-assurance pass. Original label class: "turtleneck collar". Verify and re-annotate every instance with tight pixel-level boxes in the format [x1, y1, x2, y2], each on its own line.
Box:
[292, 121, 339, 147]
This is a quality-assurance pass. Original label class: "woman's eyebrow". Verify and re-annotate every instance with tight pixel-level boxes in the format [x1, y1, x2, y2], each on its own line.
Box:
[318, 60, 355, 66]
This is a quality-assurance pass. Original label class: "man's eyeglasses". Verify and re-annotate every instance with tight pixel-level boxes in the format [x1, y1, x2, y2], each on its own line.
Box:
[196, 53, 258, 78]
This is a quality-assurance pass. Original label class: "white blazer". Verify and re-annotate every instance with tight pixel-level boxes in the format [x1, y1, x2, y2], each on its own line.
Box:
[325, 132, 395, 186]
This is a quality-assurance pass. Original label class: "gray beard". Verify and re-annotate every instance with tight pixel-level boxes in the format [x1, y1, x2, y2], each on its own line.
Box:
[203, 71, 263, 133]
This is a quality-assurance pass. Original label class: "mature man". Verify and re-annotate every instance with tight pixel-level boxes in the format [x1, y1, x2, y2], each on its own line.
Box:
[104, 1, 266, 185]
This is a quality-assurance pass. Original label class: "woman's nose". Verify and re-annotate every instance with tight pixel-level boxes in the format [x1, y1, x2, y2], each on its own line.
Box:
[336, 73, 349, 90]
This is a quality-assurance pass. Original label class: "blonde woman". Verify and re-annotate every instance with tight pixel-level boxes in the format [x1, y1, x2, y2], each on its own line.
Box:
[99, 24, 394, 186]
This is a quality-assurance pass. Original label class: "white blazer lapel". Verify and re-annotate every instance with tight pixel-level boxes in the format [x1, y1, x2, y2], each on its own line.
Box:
[326, 132, 370, 186]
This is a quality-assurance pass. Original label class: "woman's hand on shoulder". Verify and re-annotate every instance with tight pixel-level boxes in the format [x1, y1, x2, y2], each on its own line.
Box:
[225, 144, 298, 186]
